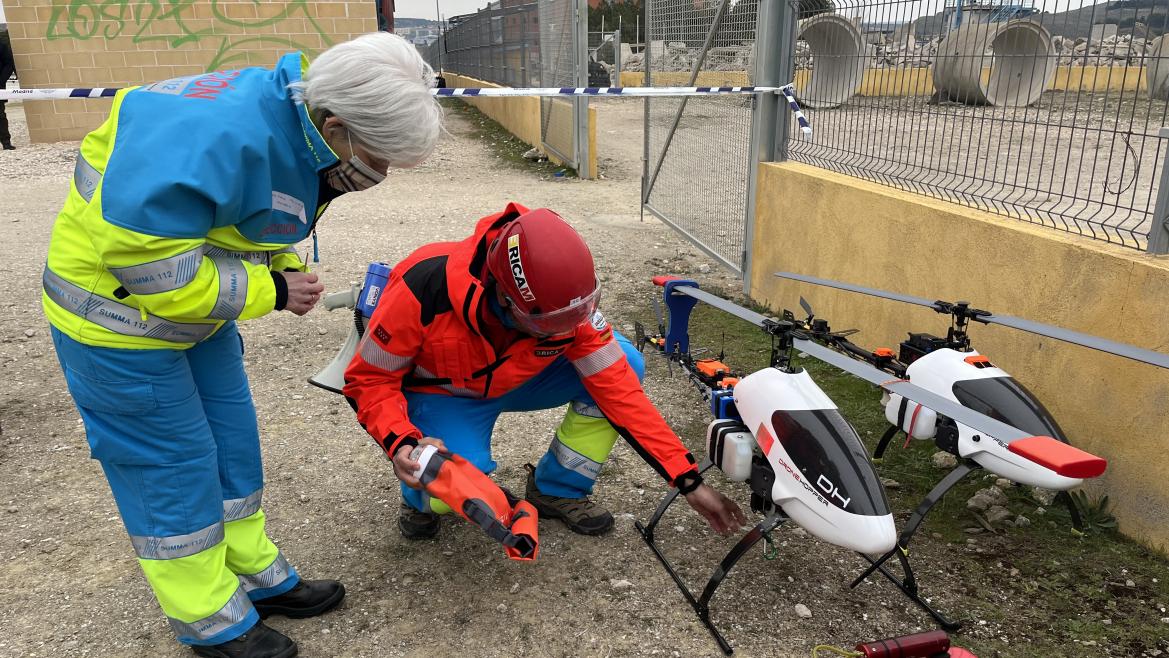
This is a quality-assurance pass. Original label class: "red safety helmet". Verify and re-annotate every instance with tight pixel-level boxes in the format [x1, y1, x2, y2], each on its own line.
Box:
[486, 208, 601, 336]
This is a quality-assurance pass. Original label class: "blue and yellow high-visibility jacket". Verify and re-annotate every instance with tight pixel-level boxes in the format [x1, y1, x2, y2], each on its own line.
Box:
[43, 52, 339, 349]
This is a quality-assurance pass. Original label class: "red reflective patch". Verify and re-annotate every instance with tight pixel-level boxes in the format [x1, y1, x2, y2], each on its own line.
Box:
[374, 326, 391, 344]
[1008, 436, 1107, 479]
[756, 423, 774, 456]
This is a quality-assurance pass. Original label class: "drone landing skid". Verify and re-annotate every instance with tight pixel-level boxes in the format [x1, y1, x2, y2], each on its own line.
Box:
[850, 462, 976, 632]
[873, 426, 1085, 532]
[634, 463, 783, 656]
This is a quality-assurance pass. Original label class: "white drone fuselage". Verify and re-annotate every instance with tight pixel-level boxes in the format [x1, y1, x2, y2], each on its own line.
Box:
[732, 368, 897, 555]
[894, 348, 1082, 490]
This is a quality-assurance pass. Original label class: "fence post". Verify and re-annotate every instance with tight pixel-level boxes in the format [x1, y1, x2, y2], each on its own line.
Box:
[613, 29, 621, 86]
[742, 0, 792, 294]
[774, 0, 796, 163]
[640, 0, 651, 220]
[575, 0, 591, 178]
[1149, 130, 1169, 255]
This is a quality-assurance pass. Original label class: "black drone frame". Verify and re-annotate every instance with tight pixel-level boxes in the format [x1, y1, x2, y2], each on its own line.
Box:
[632, 277, 805, 654]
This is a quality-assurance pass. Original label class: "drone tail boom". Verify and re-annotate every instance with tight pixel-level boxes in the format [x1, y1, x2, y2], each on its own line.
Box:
[1007, 436, 1108, 479]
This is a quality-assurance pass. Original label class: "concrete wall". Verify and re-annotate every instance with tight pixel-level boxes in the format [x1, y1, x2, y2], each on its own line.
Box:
[620, 65, 1144, 95]
[749, 161, 1169, 549]
[4, 0, 377, 142]
[446, 72, 598, 179]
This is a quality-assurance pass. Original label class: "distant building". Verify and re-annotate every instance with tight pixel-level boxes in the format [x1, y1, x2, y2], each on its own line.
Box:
[941, 0, 1037, 30]
[378, 0, 395, 31]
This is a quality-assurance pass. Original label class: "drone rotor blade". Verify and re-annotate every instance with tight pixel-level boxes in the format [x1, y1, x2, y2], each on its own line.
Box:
[793, 338, 1033, 442]
[800, 296, 814, 318]
[775, 271, 940, 311]
[981, 313, 1169, 370]
[669, 285, 771, 327]
[669, 282, 1043, 442]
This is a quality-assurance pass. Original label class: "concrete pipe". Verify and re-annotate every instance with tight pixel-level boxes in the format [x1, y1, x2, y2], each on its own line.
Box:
[1145, 35, 1169, 101]
[796, 14, 867, 108]
[932, 19, 1056, 107]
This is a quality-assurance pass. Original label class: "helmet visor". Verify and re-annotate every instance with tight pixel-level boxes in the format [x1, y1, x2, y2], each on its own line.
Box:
[509, 283, 602, 337]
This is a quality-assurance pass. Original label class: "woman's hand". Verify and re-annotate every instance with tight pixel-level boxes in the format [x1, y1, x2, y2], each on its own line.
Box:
[280, 271, 324, 315]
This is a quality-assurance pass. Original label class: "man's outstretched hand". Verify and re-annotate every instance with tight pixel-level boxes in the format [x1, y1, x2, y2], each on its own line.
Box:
[684, 484, 748, 536]
[392, 437, 449, 489]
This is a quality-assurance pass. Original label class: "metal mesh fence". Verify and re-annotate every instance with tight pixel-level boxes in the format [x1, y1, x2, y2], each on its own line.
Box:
[786, 0, 1169, 250]
[539, 0, 582, 166]
[643, 0, 758, 274]
[419, 0, 585, 172]
[422, 3, 541, 87]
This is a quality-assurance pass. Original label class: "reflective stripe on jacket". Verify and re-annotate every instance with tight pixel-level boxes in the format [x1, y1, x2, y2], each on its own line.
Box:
[342, 203, 700, 488]
[43, 53, 338, 349]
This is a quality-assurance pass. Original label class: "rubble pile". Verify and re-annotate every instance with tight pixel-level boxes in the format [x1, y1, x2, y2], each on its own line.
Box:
[621, 33, 1162, 73]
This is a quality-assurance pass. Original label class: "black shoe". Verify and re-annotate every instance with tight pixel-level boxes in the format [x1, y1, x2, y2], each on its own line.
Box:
[253, 580, 346, 619]
[398, 501, 440, 540]
[1, 143, 13, 150]
[191, 621, 297, 658]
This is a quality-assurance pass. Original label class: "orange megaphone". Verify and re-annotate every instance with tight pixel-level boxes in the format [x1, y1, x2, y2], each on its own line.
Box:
[412, 445, 539, 560]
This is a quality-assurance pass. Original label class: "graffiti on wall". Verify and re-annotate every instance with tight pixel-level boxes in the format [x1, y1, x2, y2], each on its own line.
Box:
[46, 0, 335, 71]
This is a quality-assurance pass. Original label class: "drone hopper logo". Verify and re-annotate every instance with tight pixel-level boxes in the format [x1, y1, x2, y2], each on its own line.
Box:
[506, 235, 536, 303]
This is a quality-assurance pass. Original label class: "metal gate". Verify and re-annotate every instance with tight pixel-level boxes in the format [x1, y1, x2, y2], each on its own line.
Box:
[538, 0, 590, 175]
[642, 0, 759, 276]
[641, 0, 791, 282]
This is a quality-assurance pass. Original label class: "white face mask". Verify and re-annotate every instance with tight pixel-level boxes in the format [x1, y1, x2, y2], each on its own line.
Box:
[326, 130, 386, 193]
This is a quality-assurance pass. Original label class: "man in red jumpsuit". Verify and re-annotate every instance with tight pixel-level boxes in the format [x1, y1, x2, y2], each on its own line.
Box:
[343, 204, 745, 538]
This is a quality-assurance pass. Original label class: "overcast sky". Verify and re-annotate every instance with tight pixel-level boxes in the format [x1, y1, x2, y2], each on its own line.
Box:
[397, 0, 488, 22]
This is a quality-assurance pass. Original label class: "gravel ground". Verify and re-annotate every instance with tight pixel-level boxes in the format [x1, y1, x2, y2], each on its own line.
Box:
[0, 100, 1100, 658]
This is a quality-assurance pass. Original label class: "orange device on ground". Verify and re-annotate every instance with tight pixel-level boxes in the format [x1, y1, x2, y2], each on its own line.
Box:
[412, 445, 539, 560]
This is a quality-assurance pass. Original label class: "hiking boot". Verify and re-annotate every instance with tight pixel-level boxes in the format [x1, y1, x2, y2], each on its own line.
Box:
[524, 463, 613, 536]
[191, 621, 297, 658]
[398, 501, 440, 540]
[253, 580, 345, 619]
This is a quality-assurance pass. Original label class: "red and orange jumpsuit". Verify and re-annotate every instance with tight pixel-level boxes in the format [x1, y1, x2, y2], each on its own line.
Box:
[343, 203, 700, 510]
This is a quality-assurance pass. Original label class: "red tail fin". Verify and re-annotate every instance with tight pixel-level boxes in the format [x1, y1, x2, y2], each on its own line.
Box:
[1008, 436, 1107, 479]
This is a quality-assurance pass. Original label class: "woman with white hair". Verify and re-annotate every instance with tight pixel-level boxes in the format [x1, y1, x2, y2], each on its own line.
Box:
[42, 33, 441, 658]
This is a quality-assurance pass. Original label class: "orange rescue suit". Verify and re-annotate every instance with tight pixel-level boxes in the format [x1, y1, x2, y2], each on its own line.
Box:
[342, 202, 700, 488]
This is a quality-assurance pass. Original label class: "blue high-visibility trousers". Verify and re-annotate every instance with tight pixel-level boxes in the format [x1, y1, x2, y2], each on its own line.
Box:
[51, 323, 298, 646]
[401, 332, 644, 511]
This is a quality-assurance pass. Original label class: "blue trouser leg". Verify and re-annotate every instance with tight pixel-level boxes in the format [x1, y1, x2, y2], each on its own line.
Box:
[401, 332, 645, 505]
[50, 324, 291, 646]
[503, 332, 645, 498]
[187, 324, 298, 601]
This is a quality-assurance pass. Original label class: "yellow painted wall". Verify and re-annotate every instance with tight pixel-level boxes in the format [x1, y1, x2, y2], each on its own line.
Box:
[854, 68, 933, 97]
[1054, 65, 1144, 93]
[620, 71, 750, 87]
[749, 161, 1169, 549]
[621, 65, 1145, 96]
[5, 0, 376, 143]
[445, 73, 598, 179]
